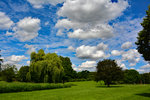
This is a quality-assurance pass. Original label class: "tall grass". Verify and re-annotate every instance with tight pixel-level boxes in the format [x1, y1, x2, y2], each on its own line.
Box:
[0, 81, 73, 93]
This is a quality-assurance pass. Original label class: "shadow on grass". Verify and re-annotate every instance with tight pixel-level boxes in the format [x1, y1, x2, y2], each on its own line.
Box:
[136, 93, 150, 98]
[96, 85, 123, 88]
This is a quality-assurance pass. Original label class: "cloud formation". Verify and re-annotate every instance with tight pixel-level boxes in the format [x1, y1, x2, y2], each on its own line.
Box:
[121, 41, 132, 49]
[27, 0, 65, 8]
[13, 17, 41, 42]
[4, 55, 28, 65]
[0, 12, 14, 30]
[56, 0, 128, 39]
[76, 43, 110, 60]
[24, 44, 36, 54]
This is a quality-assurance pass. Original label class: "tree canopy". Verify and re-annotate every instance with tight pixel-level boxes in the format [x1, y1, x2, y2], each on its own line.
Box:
[135, 5, 150, 62]
[95, 59, 123, 87]
[123, 69, 140, 84]
[27, 49, 64, 83]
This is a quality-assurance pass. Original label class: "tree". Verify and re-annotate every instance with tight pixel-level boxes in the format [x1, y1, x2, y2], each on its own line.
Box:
[29, 49, 64, 83]
[140, 73, 150, 84]
[135, 6, 150, 62]
[77, 70, 90, 79]
[60, 56, 76, 82]
[123, 69, 140, 84]
[1, 64, 17, 82]
[18, 66, 29, 82]
[96, 59, 123, 87]
[0, 50, 3, 72]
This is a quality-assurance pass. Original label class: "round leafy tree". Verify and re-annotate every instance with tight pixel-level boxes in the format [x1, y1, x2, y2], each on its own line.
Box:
[135, 6, 150, 63]
[95, 59, 123, 87]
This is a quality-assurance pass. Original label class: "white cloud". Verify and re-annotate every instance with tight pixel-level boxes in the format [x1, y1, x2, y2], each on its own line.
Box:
[14, 17, 41, 42]
[56, 0, 128, 39]
[5, 31, 13, 36]
[122, 49, 140, 66]
[27, 0, 65, 8]
[24, 44, 36, 54]
[0, 12, 14, 30]
[78, 61, 96, 68]
[140, 64, 150, 69]
[4, 55, 28, 65]
[76, 43, 110, 60]
[116, 60, 127, 69]
[68, 46, 75, 51]
[27, 61, 30, 65]
[121, 41, 132, 49]
[137, 64, 150, 73]
[111, 50, 122, 56]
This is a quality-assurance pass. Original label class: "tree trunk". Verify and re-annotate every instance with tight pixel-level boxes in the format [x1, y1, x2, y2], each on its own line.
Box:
[107, 82, 110, 87]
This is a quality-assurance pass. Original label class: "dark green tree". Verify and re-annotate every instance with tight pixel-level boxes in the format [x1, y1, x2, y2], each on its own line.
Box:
[77, 70, 90, 79]
[1, 64, 17, 82]
[140, 72, 150, 84]
[60, 56, 76, 82]
[96, 59, 123, 87]
[123, 69, 140, 84]
[135, 5, 150, 62]
[18, 66, 29, 82]
[0, 50, 3, 72]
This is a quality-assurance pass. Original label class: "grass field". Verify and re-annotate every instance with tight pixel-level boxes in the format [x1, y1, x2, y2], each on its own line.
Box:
[0, 81, 150, 100]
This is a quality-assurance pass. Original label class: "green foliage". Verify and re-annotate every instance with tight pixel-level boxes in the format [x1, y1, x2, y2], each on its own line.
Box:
[123, 69, 140, 84]
[0, 50, 3, 72]
[1, 64, 17, 82]
[140, 72, 150, 84]
[95, 59, 123, 87]
[77, 70, 90, 79]
[29, 49, 64, 83]
[135, 6, 150, 62]
[0, 81, 73, 93]
[60, 56, 77, 82]
[18, 66, 29, 82]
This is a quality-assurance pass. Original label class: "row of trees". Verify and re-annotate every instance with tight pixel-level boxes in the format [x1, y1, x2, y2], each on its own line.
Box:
[0, 49, 94, 82]
[95, 59, 150, 87]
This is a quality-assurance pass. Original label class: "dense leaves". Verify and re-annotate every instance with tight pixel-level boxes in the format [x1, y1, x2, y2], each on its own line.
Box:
[18, 66, 29, 82]
[95, 59, 123, 87]
[28, 49, 64, 83]
[136, 6, 150, 62]
[1, 64, 17, 82]
[123, 69, 140, 84]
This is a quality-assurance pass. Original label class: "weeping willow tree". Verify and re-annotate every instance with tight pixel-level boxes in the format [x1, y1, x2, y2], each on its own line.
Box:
[27, 49, 64, 83]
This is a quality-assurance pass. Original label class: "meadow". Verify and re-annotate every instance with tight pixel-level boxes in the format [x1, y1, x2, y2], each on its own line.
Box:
[0, 81, 150, 100]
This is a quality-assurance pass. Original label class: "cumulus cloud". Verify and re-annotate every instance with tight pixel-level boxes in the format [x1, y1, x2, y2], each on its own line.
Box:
[122, 49, 140, 66]
[27, 0, 65, 8]
[78, 61, 96, 68]
[13, 17, 41, 42]
[111, 50, 122, 56]
[0, 12, 14, 30]
[68, 46, 75, 51]
[4, 55, 28, 65]
[24, 44, 36, 54]
[27, 61, 30, 65]
[56, 0, 128, 39]
[116, 60, 126, 69]
[137, 64, 150, 73]
[76, 43, 110, 60]
[121, 42, 132, 49]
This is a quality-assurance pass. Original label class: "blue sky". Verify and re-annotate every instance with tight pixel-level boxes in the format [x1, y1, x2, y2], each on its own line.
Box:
[0, 0, 150, 73]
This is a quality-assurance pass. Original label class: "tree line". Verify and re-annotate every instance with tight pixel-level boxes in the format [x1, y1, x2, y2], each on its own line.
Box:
[0, 49, 94, 83]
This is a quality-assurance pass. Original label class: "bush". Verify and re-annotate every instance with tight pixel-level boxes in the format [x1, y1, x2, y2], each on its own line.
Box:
[0, 81, 73, 93]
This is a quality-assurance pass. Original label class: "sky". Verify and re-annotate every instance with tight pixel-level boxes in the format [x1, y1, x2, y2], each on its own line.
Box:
[0, 0, 150, 73]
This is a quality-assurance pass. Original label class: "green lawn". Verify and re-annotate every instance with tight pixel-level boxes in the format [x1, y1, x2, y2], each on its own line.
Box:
[0, 81, 150, 100]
